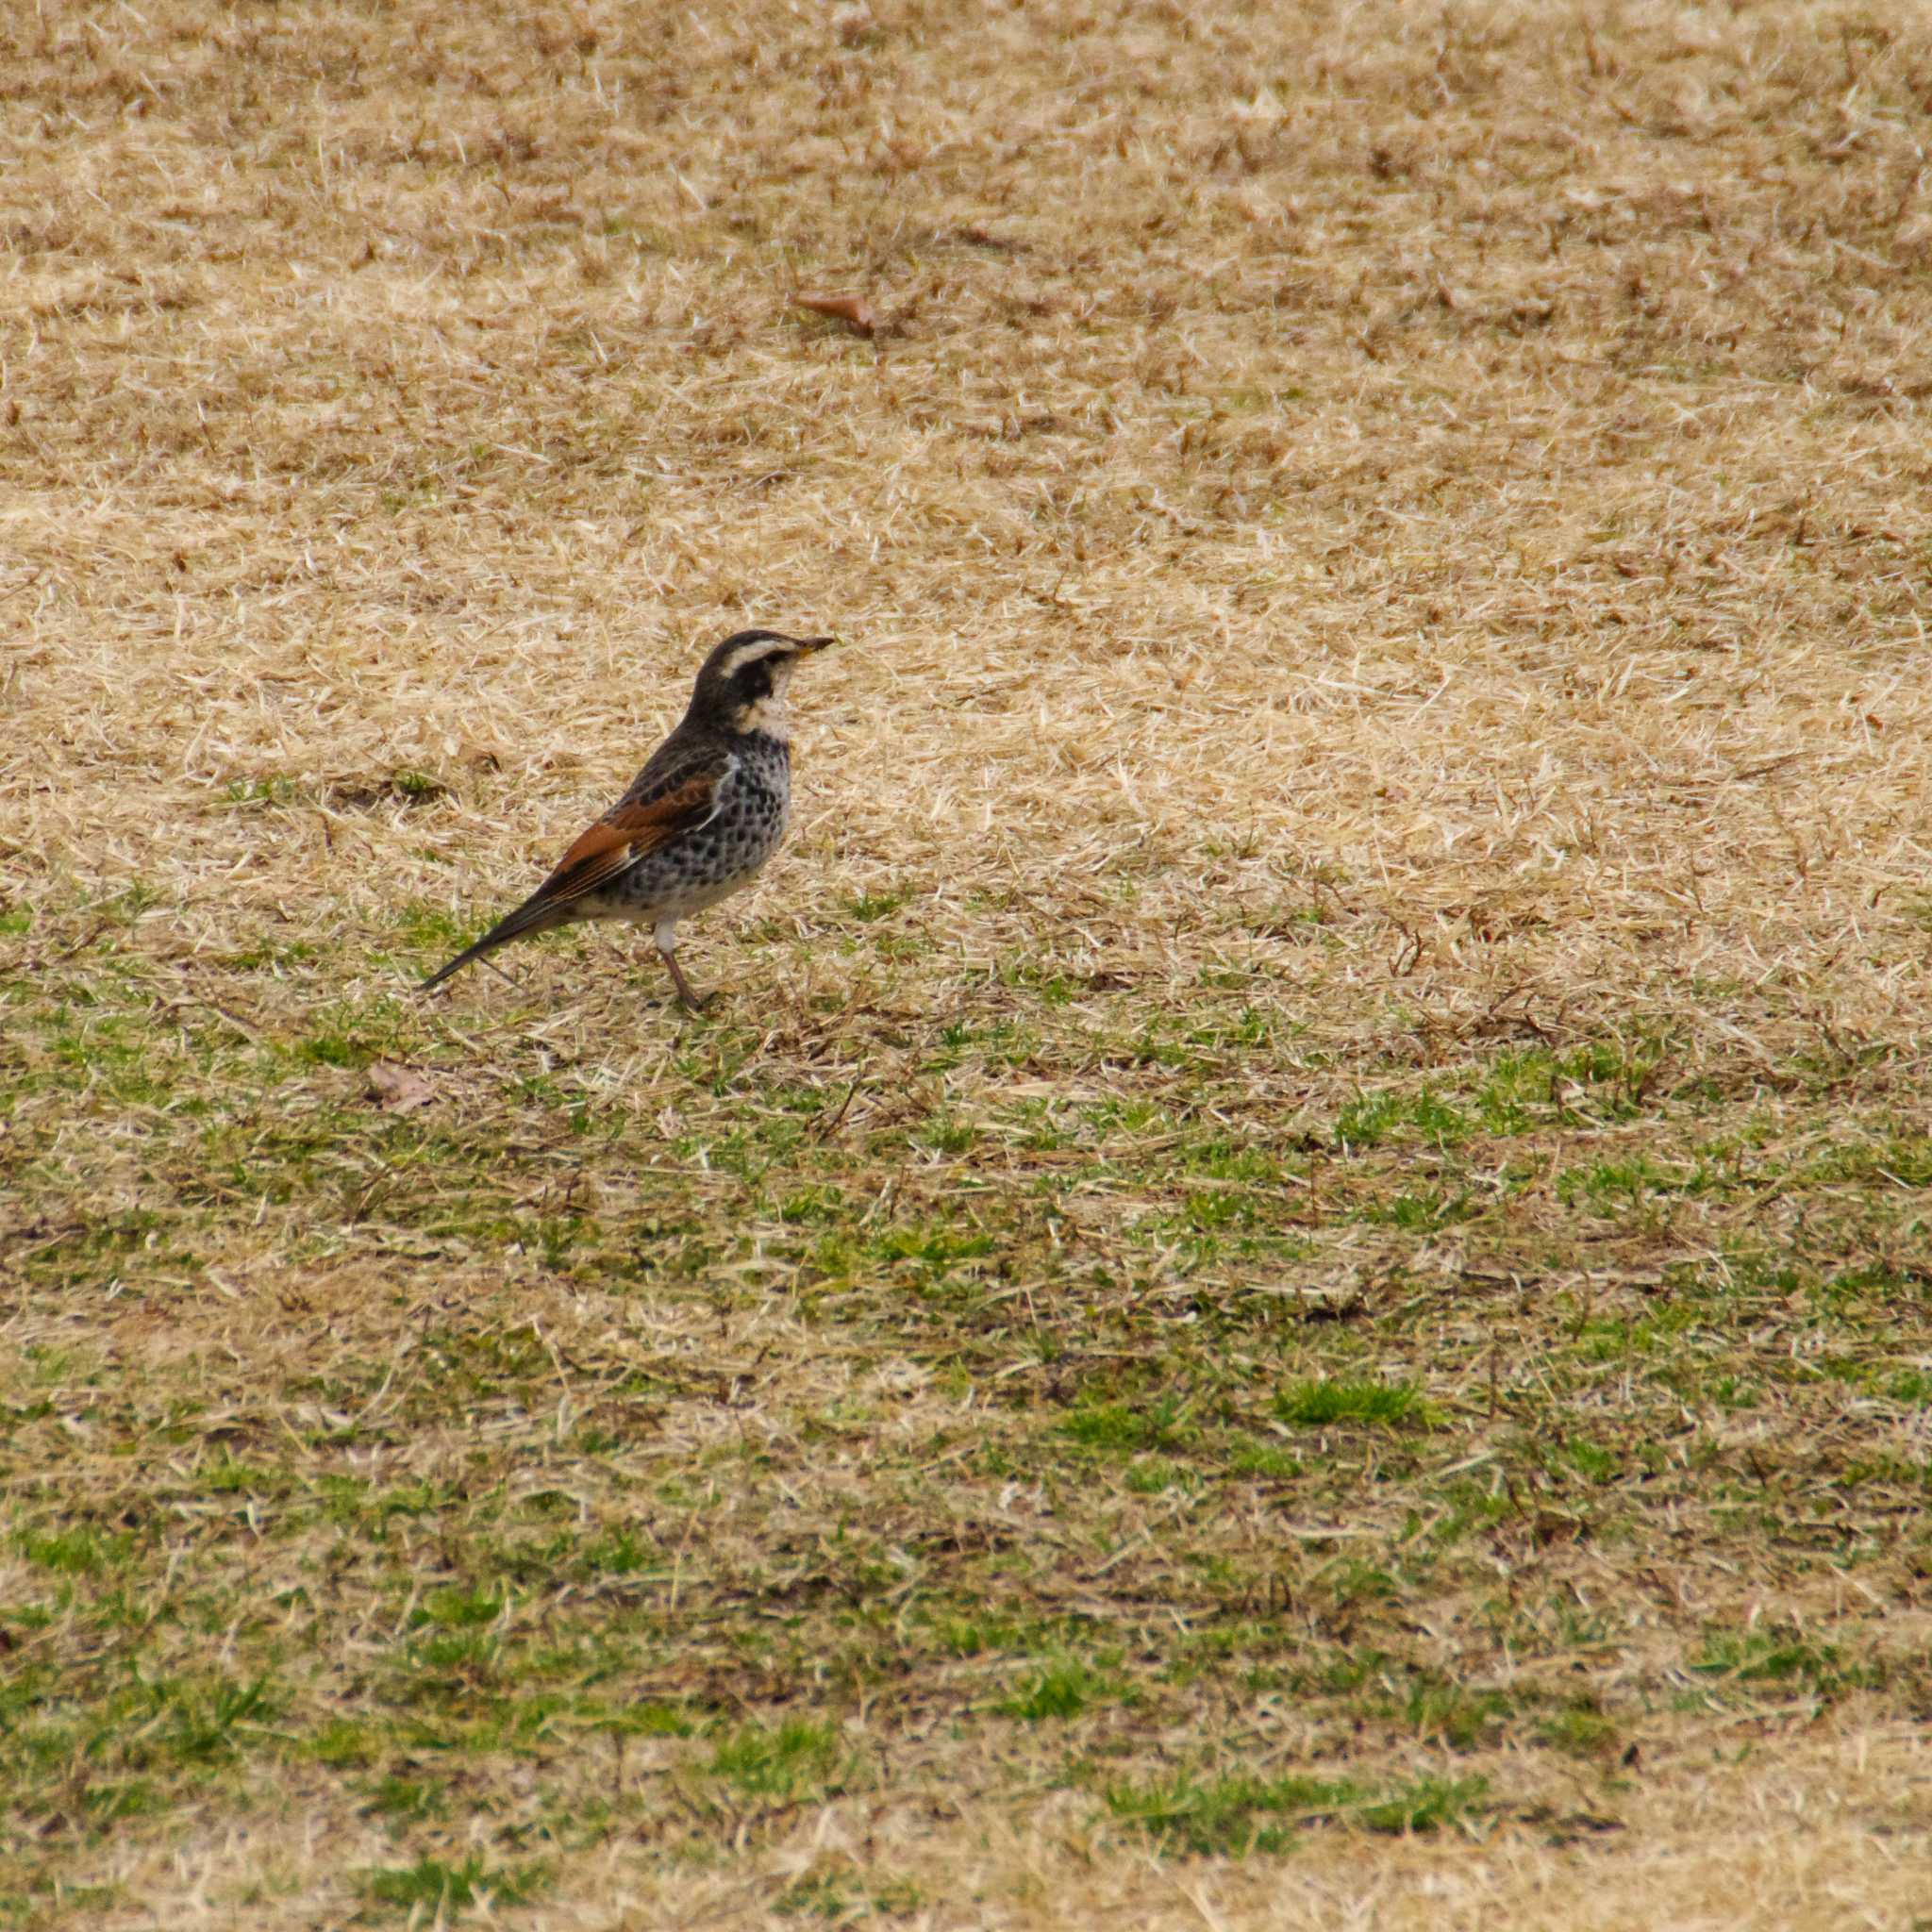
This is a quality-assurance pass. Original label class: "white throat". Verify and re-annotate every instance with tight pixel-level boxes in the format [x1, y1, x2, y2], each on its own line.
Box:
[733, 692, 791, 741]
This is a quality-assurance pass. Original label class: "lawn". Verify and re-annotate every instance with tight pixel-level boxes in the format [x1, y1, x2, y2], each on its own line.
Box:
[4, 2, 1932, 1925]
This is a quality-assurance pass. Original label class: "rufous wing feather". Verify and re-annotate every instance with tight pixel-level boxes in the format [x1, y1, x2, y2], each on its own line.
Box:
[524, 768, 728, 911]
[420, 760, 730, 991]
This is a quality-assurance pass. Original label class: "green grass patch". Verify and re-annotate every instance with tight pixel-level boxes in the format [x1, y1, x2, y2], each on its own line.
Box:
[357, 1855, 547, 1919]
[1274, 1380, 1436, 1429]
[999, 1662, 1119, 1722]
[707, 1719, 844, 1803]
[1106, 1769, 1489, 1856]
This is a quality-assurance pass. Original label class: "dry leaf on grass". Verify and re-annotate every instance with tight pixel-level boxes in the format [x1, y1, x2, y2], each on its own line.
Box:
[793, 290, 877, 337]
[365, 1062, 435, 1111]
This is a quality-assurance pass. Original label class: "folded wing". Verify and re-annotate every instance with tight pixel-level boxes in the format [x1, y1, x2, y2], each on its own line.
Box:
[421, 752, 735, 990]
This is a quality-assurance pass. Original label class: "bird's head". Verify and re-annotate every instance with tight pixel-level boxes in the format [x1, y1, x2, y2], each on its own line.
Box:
[688, 629, 835, 740]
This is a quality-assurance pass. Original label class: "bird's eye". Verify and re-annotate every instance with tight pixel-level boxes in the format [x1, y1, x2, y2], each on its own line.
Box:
[741, 664, 773, 700]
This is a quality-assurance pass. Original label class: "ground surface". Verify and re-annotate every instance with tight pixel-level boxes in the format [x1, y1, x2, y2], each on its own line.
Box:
[4, 1, 1932, 1925]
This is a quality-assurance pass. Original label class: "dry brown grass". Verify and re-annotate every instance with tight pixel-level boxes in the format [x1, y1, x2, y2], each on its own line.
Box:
[6, 1, 1932, 1925]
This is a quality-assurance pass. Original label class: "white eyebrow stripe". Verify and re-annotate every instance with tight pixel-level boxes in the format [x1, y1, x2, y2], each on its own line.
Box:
[718, 641, 778, 680]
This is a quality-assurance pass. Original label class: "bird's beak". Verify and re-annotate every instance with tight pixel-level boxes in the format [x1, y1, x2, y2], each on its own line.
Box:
[793, 635, 837, 655]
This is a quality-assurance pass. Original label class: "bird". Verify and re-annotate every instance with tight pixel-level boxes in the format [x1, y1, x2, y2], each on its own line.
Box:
[422, 628, 835, 1009]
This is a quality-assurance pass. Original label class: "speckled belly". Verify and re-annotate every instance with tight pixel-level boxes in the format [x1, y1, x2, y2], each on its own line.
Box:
[598, 756, 790, 924]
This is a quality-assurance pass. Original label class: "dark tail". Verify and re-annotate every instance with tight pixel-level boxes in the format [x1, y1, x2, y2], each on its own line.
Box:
[420, 897, 564, 992]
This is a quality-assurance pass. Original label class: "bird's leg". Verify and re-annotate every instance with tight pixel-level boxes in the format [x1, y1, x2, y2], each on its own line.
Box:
[655, 921, 710, 1012]
[663, 952, 709, 1012]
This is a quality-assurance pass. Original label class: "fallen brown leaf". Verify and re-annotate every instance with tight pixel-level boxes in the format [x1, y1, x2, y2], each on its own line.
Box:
[793, 290, 876, 337]
[366, 1061, 435, 1111]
